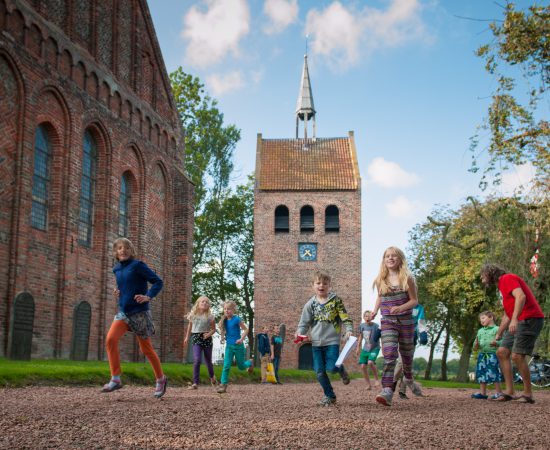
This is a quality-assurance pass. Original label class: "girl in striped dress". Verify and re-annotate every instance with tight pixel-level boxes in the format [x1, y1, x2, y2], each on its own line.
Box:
[371, 246, 419, 406]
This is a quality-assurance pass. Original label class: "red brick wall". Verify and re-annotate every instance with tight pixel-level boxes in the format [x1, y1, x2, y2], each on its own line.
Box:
[0, 0, 194, 362]
[254, 188, 362, 370]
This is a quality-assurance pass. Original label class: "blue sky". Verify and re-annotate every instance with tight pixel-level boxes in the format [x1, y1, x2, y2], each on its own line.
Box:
[148, 1, 538, 355]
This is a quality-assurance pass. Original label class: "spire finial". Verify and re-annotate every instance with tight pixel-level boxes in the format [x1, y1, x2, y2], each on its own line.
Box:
[295, 49, 316, 139]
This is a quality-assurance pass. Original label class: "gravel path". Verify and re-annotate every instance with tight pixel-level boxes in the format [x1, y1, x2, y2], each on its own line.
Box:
[1, 381, 549, 449]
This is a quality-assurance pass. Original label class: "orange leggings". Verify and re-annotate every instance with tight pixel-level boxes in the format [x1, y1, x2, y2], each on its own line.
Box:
[105, 319, 163, 379]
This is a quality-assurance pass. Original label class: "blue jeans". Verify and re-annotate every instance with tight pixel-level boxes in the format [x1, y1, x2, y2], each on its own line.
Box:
[220, 343, 251, 385]
[272, 356, 281, 382]
[312, 344, 344, 399]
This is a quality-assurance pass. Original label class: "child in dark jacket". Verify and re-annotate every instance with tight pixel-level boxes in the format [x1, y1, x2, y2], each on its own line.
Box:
[256, 325, 271, 383]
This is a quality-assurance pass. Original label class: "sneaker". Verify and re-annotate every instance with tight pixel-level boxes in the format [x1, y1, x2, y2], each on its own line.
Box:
[210, 377, 218, 386]
[471, 392, 488, 399]
[247, 359, 254, 374]
[216, 384, 227, 394]
[340, 366, 350, 385]
[398, 391, 409, 400]
[318, 396, 337, 407]
[376, 388, 393, 406]
[101, 379, 122, 393]
[154, 376, 168, 399]
[489, 393, 503, 400]
[404, 378, 423, 397]
[187, 384, 198, 390]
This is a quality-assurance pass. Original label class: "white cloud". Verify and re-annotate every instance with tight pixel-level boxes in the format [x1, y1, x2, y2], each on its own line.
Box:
[385, 195, 420, 218]
[497, 162, 537, 196]
[263, 0, 298, 34]
[207, 71, 245, 96]
[305, 0, 429, 69]
[367, 157, 420, 188]
[182, 0, 250, 68]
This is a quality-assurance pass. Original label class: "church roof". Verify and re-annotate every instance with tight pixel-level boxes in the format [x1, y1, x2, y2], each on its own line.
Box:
[256, 133, 360, 191]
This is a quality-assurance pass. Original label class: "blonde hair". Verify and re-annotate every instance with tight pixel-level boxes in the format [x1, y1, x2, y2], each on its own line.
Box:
[187, 296, 212, 320]
[312, 270, 331, 285]
[218, 301, 237, 334]
[372, 246, 412, 295]
[112, 238, 136, 260]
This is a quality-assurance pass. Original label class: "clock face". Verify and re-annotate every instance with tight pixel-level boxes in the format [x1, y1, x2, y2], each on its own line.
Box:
[298, 243, 317, 261]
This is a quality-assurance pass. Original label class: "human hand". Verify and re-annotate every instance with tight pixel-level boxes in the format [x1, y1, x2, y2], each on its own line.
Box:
[509, 318, 518, 334]
[184, 337, 188, 345]
[490, 340, 497, 347]
[236, 338, 243, 344]
[344, 331, 353, 341]
[202, 332, 211, 339]
[134, 294, 150, 303]
[389, 306, 402, 314]
[113, 288, 120, 298]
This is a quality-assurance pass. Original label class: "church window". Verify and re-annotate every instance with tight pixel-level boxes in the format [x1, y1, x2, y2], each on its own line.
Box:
[274, 205, 289, 232]
[325, 205, 340, 232]
[78, 130, 97, 246]
[300, 205, 314, 232]
[31, 125, 51, 230]
[118, 173, 130, 237]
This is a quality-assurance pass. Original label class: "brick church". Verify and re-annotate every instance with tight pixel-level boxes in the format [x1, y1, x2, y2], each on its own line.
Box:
[254, 55, 362, 370]
[0, 0, 194, 362]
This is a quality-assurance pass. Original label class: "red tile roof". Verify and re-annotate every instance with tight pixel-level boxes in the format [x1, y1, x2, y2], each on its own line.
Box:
[256, 135, 360, 190]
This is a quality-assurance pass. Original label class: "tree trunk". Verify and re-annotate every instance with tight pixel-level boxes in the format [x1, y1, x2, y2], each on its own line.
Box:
[424, 314, 447, 380]
[440, 319, 452, 381]
[456, 329, 477, 382]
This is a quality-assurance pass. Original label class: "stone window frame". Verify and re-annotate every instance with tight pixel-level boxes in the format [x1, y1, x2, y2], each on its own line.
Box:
[300, 205, 315, 233]
[118, 172, 130, 237]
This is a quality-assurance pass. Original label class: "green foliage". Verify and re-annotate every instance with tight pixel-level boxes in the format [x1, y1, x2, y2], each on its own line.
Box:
[471, 2, 549, 190]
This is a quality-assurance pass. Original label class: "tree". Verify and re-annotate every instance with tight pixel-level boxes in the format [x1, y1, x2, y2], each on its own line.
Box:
[471, 2, 549, 191]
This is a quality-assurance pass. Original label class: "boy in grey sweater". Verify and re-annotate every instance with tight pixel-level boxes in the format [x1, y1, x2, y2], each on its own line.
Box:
[296, 270, 353, 406]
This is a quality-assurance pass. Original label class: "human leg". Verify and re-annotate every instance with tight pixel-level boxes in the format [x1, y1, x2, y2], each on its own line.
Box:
[233, 343, 252, 371]
[273, 356, 281, 383]
[137, 336, 164, 379]
[380, 319, 399, 389]
[220, 344, 236, 385]
[105, 320, 130, 377]
[511, 318, 544, 399]
[396, 316, 416, 380]
[312, 345, 335, 399]
[368, 349, 380, 386]
[359, 351, 371, 387]
[202, 344, 215, 379]
[192, 344, 203, 385]
[496, 346, 514, 396]
[512, 353, 532, 397]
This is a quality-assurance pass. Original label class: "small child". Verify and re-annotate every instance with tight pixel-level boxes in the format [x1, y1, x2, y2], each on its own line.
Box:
[356, 310, 381, 390]
[296, 270, 353, 406]
[271, 325, 284, 384]
[216, 301, 254, 393]
[256, 325, 271, 383]
[183, 295, 217, 389]
[371, 246, 419, 407]
[471, 311, 503, 400]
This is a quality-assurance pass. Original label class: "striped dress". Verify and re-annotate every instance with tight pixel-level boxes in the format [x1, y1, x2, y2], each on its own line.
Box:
[379, 286, 416, 389]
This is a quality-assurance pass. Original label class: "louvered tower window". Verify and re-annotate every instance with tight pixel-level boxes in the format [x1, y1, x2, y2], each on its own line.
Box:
[325, 205, 340, 232]
[300, 205, 314, 232]
[274, 205, 289, 233]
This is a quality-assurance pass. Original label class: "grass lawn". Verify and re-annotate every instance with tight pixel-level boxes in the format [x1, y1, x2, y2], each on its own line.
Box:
[0, 358, 481, 389]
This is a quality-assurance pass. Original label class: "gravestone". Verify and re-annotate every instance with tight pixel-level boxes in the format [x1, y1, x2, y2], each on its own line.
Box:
[10, 292, 35, 360]
[70, 301, 91, 360]
[298, 343, 313, 370]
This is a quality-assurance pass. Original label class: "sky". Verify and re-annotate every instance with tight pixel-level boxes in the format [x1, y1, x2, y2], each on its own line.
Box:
[147, 0, 539, 357]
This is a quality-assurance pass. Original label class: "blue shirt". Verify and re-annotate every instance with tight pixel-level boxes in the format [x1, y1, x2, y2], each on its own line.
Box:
[224, 316, 242, 345]
[412, 304, 425, 330]
[113, 258, 163, 316]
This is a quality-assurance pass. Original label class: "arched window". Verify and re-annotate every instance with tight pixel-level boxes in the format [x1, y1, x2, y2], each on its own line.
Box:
[274, 205, 289, 232]
[78, 130, 97, 246]
[31, 125, 52, 230]
[300, 205, 314, 232]
[118, 173, 130, 237]
[325, 205, 340, 232]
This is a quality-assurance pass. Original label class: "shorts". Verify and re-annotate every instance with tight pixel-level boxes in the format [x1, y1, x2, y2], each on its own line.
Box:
[500, 318, 544, 355]
[475, 352, 503, 384]
[359, 348, 380, 364]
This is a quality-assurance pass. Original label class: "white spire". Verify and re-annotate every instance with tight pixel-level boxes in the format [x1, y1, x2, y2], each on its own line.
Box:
[295, 54, 316, 139]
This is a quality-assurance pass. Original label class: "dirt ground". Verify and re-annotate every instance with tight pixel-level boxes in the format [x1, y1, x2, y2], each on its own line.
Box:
[1, 380, 549, 449]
